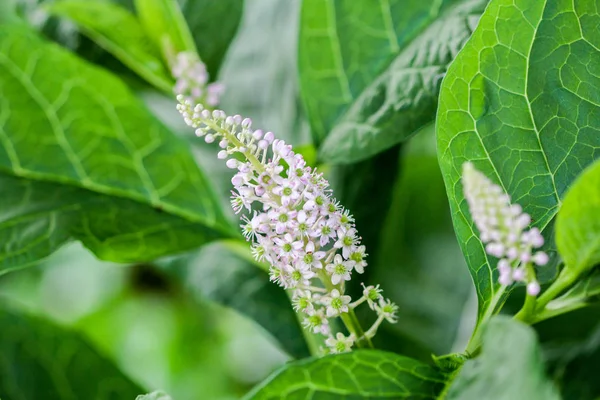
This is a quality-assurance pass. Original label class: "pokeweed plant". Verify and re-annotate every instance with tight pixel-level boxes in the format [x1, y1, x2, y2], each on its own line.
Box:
[1, 0, 600, 399]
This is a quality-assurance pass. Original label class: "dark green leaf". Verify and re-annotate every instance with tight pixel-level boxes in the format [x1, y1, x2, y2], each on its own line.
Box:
[181, 0, 244, 79]
[45, 0, 173, 92]
[556, 159, 600, 276]
[159, 241, 310, 360]
[0, 25, 232, 271]
[317, 0, 487, 164]
[0, 306, 144, 399]
[446, 317, 560, 400]
[437, 0, 600, 326]
[244, 350, 447, 399]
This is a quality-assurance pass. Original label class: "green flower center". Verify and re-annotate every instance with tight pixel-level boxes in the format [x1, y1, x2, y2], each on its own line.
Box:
[322, 226, 331, 235]
[283, 243, 292, 252]
[316, 196, 324, 205]
[340, 215, 349, 224]
[279, 214, 288, 222]
[350, 252, 362, 262]
[299, 223, 307, 231]
[334, 264, 346, 275]
[331, 297, 343, 309]
[328, 204, 336, 212]
[283, 187, 293, 196]
[296, 168, 304, 176]
[292, 270, 302, 281]
[309, 315, 321, 326]
[299, 298, 309, 309]
[368, 289, 379, 301]
[304, 254, 313, 263]
[343, 236, 353, 246]
[335, 342, 346, 352]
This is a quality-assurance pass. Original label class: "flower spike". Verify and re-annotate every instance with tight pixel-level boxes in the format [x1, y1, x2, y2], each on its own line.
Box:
[177, 97, 398, 353]
[462, 162, 548, 295]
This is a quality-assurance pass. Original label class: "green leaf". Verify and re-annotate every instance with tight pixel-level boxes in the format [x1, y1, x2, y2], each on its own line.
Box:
[45, 0, 173, 92]
[556, 159, 600, 276]
[136, 391, 172, 400]
[446, 317, 560, 400]
[0, 306, 144, 399]
[298, 0, 486, 160]
[437, 0, 600, 325]
[0, 25, 232, 271]
[181, 0, 244, 79]
[316, 0, 487, 164]
[134, 0, 196, 58]
[159, 241, 310, 360]
[244, 350, 447, 399]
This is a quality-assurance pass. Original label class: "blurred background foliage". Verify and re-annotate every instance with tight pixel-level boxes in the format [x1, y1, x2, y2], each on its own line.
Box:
[2, 0, 599, 399]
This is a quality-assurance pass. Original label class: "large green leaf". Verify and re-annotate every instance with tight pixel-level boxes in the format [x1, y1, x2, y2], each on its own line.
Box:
[446, 317, 559, 400]
[0, 306, 144, 399]
[244, 350, 447, 399]
[556, 159, 600, 276]
[45, 0, 173, 92]
[437, 0, 600, 325]
[158, 241, 310, 360]
[298, 0, 485, 162]
[317, 0, 487, 164]
[0, 25, 232, 271]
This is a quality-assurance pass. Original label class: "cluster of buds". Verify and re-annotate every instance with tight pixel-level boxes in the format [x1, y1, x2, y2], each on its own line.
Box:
[177, 96, 398, 353]
[171, 52, 223, 107]
[462, 162, 549, 296]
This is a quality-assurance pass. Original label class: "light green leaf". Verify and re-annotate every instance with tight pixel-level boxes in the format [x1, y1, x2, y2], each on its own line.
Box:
[317, 0, 487, 164]
[136, 391, 172, 400]
[556, 159, 600, 276]
[134, 0, 196, 58]
[244, 350, 447, 399]
[446, 317, 560, 400]
[45, 0, 173, 92]
[0, 25, 232, 272]
[0, 306, 144, 399]
[437, 0, 600, 325]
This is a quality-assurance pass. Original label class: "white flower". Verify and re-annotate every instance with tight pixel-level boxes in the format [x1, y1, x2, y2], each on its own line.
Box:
[322, 289, 351, 317]
[362, 284, 383, 310]
[347, 245, 368, 273]
[311, 218, 337, 246]
[301, 241, 326, 270]
[292, 290, 317, 313]
[268, 208, 297, 234]
[296, 210, 317, 238]
[273, 179, 300, 206]
[334, 227, 357, 258]
[284, 263, 315, 288]
[302, 309, 330, 335]
[325, 333, 355, 354]
[273, 233, 303, 258]
[325, 255, 352, 285]
[376, 298, 399, 323]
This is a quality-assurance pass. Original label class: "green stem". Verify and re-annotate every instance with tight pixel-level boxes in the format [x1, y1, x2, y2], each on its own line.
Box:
[465, 285, 506, 355]
[513, 294, 537, 323]
[535, 268, 578, 311]
[284, 290, 323, 356]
